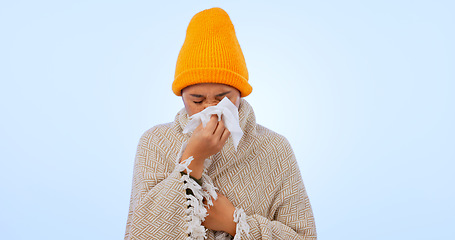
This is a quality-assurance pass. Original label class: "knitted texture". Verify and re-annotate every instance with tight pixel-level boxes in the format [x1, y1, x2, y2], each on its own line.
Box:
[173, 7, 252, 97]
[124, 99, 317, 239]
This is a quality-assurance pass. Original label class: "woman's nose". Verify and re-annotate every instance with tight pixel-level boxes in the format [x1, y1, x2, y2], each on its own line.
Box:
[203, 101, 218, 109]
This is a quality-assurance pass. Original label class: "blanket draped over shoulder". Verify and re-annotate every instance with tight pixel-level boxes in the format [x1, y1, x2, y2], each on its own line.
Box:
[124, 99, 317, 240]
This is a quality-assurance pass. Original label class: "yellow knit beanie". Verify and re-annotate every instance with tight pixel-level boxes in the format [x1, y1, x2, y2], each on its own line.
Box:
[172, 7, 252, 97]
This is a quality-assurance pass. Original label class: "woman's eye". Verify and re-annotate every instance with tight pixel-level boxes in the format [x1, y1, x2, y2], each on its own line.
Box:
[193, 101, 203, 104]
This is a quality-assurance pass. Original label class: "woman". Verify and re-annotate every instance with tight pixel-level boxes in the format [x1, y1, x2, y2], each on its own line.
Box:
[125, 7, 317, 240]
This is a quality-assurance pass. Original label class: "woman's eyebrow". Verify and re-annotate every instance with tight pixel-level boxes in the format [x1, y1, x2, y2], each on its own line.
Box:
[216, 91, 231, 97]
[190, 94, 204, 98]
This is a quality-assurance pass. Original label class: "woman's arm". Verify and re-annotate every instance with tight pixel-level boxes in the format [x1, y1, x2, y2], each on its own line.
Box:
[181, 115, 230, 179]
[125, 117, 231, 240]
[243, 154, 317, 239]
[124, 128, 189, 240]
[200, 153, 317, 240]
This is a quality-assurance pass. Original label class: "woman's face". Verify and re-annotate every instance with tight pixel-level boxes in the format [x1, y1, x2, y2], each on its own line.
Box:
[181, 83, 241, 116]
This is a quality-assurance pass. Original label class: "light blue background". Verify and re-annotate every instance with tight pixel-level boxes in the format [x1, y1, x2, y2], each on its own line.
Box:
[1, 1, 453, 239]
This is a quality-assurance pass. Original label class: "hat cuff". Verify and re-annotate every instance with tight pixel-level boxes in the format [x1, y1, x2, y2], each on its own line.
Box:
[173, 68, 252, 97]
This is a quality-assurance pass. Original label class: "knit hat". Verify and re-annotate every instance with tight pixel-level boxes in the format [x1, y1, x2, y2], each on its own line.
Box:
[172, 7, 252, 97]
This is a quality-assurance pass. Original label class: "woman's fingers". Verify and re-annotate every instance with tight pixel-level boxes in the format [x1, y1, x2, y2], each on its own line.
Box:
[196, 114, 230, 149]
[185, 114, 232, 164]
[208, 115, 229, 143]
[205, 115, 219, 134]
[220, 128, 230, 142]
[213, 116, 227, 139]
[195, 122, 204, 131]
[202, 192, 236, 234]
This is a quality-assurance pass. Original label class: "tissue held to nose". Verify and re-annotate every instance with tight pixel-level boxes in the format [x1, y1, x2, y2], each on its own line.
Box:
[183, 97, 243, 150]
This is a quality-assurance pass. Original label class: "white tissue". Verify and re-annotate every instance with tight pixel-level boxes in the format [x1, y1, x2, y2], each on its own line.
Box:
[183, 97, 243, 150]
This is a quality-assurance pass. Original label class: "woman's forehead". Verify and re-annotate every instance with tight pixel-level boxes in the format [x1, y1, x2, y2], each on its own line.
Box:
[182, 83, 238, 95]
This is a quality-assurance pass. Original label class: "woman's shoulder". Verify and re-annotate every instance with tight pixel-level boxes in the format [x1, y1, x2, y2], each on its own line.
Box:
[137, 122, 183, 147]
[246, 124, 297, 173]
[140, 122, 173, 137]
[252, 124, 294, 152]
[254, 124, 289, 142]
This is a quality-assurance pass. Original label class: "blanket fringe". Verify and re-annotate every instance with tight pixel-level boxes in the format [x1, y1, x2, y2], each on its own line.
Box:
[233, 207, 250, 240]
[175, 144, 248, 240]
[176, 156, 218, 240]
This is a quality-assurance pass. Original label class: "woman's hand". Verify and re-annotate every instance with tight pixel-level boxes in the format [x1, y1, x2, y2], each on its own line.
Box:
[181, 115, 230, 179]
[202, 193, 237, 236]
